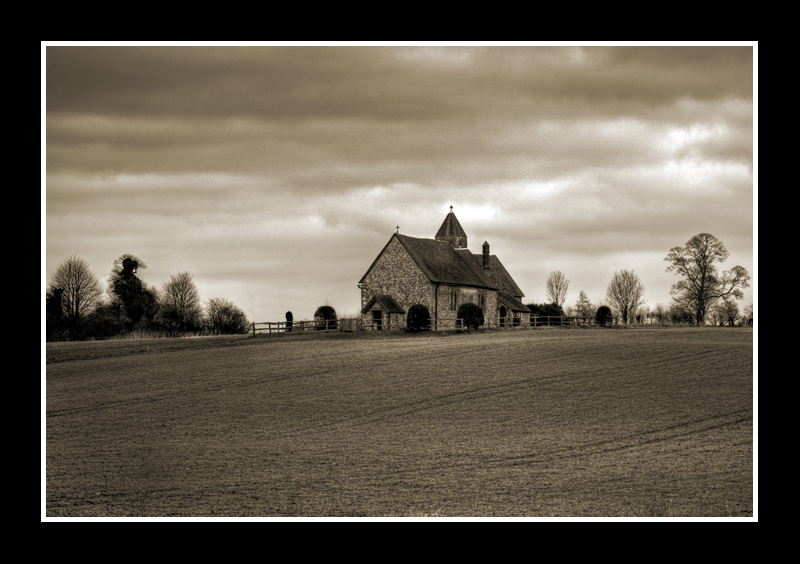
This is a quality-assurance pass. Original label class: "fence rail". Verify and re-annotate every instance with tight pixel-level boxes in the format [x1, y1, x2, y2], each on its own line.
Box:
[251, 315, 621, 335]
[251, 319, 340, 335]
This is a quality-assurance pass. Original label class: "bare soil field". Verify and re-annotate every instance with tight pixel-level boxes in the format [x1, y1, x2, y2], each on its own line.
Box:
[44, 327, 754, 518]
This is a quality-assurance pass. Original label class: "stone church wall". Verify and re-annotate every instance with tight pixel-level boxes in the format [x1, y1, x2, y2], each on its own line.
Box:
[360, 237, 435, 325]
[361, 236, 509, 329]
[436, 285, 498, 329]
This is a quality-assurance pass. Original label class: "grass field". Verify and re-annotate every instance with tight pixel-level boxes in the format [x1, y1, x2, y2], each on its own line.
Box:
[44, 327, 754, 518]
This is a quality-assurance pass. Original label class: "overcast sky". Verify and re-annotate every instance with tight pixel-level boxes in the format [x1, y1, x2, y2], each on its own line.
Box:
[43, 43, 756, 323]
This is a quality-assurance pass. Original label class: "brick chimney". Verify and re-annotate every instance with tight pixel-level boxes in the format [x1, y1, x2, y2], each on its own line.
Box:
[483, 241, 490, 270]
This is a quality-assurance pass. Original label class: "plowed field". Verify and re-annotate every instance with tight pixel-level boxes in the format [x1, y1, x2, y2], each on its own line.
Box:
[45, 328, 754, 518]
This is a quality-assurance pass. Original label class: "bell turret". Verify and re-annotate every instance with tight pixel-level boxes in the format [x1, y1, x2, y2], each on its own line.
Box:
[435, 206, 468, 249]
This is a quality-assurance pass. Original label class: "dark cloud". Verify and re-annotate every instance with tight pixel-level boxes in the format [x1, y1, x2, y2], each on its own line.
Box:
[45, 44, 754, 322]
[47, 46, 752, 121]
[46, 46, 459, 121]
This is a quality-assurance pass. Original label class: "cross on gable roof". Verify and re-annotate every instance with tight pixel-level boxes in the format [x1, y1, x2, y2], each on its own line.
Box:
[359, 208, 529, 314]
[359, 233, 499, 290]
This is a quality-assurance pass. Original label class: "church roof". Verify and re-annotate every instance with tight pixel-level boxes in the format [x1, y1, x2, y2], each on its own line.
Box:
[497, 292, 531, 313]
[471, 253, 525, 298]
[394, 234, 498, 289]
[435, 210, 468, 242]
[359, 208, 528, 302]
[359, 233, 498, 290]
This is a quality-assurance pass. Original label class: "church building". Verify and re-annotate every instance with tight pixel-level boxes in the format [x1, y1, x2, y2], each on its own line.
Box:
[358, 207, 530, 329]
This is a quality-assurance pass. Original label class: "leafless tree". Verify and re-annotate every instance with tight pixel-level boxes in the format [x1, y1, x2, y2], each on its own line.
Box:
[742, 302, 754, 326]
[651, 302, 670, 325]
[719, 297, 740, 327]
[161, 272, 202, 331]
[664, 233, 750, 326]
[606, 269, 646, 324]
[206, 298, 250, 334]
[545, 271, 569, 307]
[48, 256, 104, 334]
[574, 289, 593, 319]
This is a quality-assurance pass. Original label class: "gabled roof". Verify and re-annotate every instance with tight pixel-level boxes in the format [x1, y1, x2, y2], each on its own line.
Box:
[497, 292, 531, 313]
[395, 234, 498, 289]
[359, 233, 499, 290]
[472, 253, 525, 298]
[361, 294, 406, 315]
[360, 208, 529, 302]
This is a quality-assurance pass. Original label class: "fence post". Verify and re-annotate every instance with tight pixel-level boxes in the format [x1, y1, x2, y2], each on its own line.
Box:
[252, 322, 255, 336]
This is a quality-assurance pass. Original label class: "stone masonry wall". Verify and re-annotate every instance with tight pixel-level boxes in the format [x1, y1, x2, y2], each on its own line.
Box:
[361, 236, 510, 329]
[436, 285, 498, 329]
[361, 237, 435, 325]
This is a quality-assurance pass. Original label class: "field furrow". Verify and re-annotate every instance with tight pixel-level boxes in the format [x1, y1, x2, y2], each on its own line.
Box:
[45, 327, 754, 518]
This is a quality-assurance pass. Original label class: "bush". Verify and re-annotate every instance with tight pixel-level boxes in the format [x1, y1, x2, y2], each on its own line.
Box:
[527, 302, 565, 317]
[406, 304, 431, 332]
[314, 305, 337, 330]
[83, 302, 129, 340]
[46, 289, 68, 341]
[457, 302, 484, 331]
[526, 303, 566, 326]
[205, 298, 250, 335]
[595, 305, 613, 327]
[152, 304, 186, 337]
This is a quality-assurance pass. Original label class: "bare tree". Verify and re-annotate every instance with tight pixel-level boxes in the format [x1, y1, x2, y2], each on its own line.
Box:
[48, 256, 104, 335]
[652, 302, 669, 324]
[664, 233, 750, 326]
[707, 301, 723, 326]
[719, 297, 740, 327]
[545, 271, 569, 307]
[160, 272, 202, 332]
[574, 289, 593, 319]
[742, 302, 753, 326]
[206, 298, 249, 334]
[606, 269, 646, 324]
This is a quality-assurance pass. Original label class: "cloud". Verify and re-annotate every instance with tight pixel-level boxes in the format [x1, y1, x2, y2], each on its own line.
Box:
[45, 45, 754, 322]
[47, 46, 753, 121]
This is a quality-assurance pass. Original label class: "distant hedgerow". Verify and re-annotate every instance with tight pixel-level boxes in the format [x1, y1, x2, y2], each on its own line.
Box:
[527, 303, 565, 317]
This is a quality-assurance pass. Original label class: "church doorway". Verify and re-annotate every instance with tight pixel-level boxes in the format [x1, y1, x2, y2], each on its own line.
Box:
[372, 310, 383, 330]
[499, 305, 507, 327]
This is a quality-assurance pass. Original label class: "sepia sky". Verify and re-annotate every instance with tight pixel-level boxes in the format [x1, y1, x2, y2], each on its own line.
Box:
[43, 43, 756, 323]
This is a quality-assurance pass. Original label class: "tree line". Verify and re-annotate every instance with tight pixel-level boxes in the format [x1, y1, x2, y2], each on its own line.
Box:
[46, 254, 250, 341]
[539, 233, 752, 326]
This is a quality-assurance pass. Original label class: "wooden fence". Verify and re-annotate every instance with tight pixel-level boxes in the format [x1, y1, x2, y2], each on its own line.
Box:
[528, 316, 618, 327]
[252, 319, 337, 334]
[251, 315, 618, 335]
